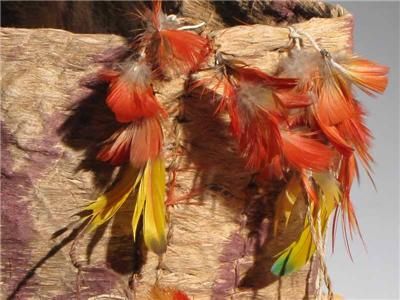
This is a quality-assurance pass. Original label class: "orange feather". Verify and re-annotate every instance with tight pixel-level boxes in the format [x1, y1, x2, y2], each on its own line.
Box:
[273, 89, 311, 109]
[314, 71, 354, 126]
[281, 130, 335, 172]
[234, 66, 298, 89]
[315, 114, 354, 157]
[337, 101, 373, 173]
[154, 29, 210, 76]
[338, 154, 361, 236]
[101, 64, 165, 123]
[97, 117, 163, 167]
[336, 56, 389, 95]
[145, 0, 210, 77]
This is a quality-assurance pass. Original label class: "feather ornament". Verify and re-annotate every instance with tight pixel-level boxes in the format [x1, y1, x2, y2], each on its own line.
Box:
[210, 55, 333, 176]
[279, 49, 387, 214]
[273, 44, 387, 270]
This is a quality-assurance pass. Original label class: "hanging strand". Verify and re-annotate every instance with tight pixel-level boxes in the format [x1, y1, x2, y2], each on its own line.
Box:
[287, 26, 335, 299]
[306, 202, 334, 300]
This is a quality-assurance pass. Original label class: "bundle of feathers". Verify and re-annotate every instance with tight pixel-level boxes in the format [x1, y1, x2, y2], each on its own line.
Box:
[73, 0, 388, 297]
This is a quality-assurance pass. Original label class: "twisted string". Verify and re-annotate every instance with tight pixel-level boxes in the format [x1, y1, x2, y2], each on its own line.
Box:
[306, 203, 334, 300]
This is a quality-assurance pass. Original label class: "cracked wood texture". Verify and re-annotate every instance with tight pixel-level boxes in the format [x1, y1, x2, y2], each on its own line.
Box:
[1, 2, 351, 299]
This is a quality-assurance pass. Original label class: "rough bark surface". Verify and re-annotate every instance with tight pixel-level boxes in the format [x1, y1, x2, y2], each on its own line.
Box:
[2, 1, 347, 35]
[1, 3, 352, 300]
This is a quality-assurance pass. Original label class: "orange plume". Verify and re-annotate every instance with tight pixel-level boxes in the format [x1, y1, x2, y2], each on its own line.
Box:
[337, 101, 373, 173]
[334, 55, 389, 95]
[144, 0, 210, 77]
[100, 63, 165, 123]
[281, 130, 335, 172]
[314, 70, 354, 126]
[212, 57, 329, 176]
[97, 117, 163, 167]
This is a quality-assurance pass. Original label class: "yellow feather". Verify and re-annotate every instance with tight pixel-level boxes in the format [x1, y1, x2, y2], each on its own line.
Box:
[313, 172, 341, 210]
[80, 156, 167, 255]
[133, 157, 167, 255]
[84, 165, 140, 232]
[271, 172, 341, 276]
[273, 175, 302, 236]
[132, 167, 146, 241]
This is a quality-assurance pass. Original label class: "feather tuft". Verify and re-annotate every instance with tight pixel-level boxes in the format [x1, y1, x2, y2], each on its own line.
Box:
[101, 62, 165, 123]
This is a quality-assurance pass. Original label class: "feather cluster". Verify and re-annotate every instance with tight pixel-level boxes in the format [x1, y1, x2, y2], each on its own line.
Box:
[73, 0, 389, 286]
[80, 0, 210, 256]
[193, 47, 387, 276]
[269, 49, 388, 275]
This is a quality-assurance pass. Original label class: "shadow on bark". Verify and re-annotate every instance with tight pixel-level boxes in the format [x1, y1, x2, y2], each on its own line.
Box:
[181, 81, 294, 295]
[6, 223, 86, 300]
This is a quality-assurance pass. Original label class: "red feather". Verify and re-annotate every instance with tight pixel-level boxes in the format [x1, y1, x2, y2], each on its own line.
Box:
[216, 77, 241, 137]
[337, 101, 373, 173]
[273, 89, 311, 109]
[154, 29, 210, 76]
[145, 0, 210, 77]
[101, 65, 165, 123]
[314, 73, 354, 126]
[173, 291, 190, 300]
[97, 117, 163, 167]
[281, 130, 335, 171]
[337, 154, 363, 247]
[315, 114, 354, 157]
